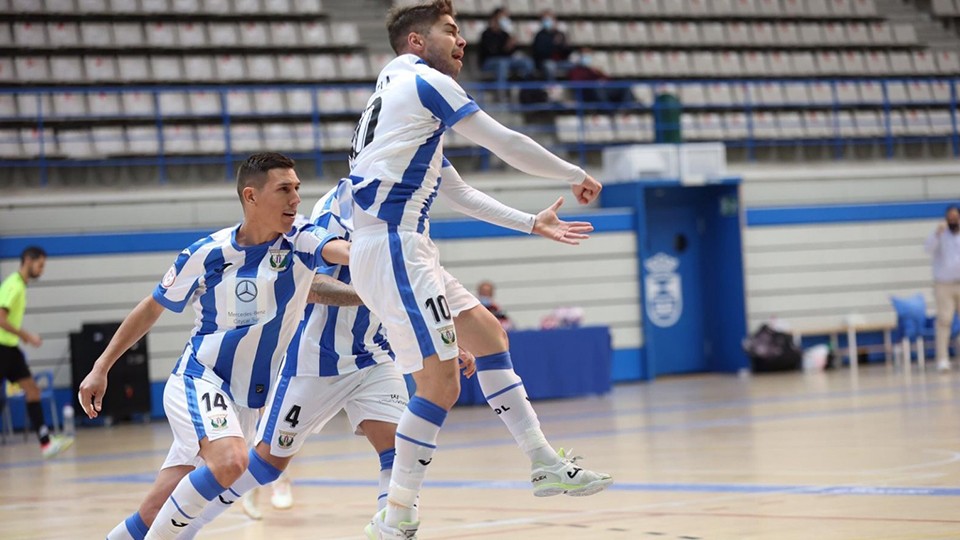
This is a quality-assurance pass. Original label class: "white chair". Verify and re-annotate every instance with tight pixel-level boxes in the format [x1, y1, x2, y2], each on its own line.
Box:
[57, 129, 95, 158]
[847, 22, 869, 44]
[289, 123, 316, 152]
[300, 21, 329, 46]
[338, 53, 371, 79]
[141, 0, 169, 11]
[828, 0, 853, 16]
[158, 92, 190, 116]
[741, 51, 768, 76]
[805, 0, 830, 16]
[613, 113, 647, 142]
[118, 56, 150, 81]
[270, 21, 300, 46]
[733, 0, 759, 17]
[853, 0, 876, 15]
[346, 88, 372, 111]
[150, 56, 182, 81]
[649, 22, 674, 45]
[679, 84, 707, 106]
[16, 94, 51, 118]
[52, 92, 88, 117]
[808, 82, 833, 105]
[263, 0, 292, 12]
[162, 125, 198, 154]
[50, 57, 85, 82]
[126, 126, 159, 154]
[183, 56, 215, 81]
[803, 110, 832, 139]
[757, 0, 779, 14]
[821, 23, 846, 45]
[226, 90, 253, 115]
[709, 0, 734, 15]
[208, 23, 239, 46]
[84, 55, 118, 81]
[234, 0, 262, 13]
[756, 82, 784, 105]
[888, 52, 915, 75]
[188, 90, 221, 115]
[277, 54, 309, 80]
[777, 112, 805, 139]
[331, 23, 360, 45]
[555, 116, 581, 144]
[215, 55, 246, 80]
[90, 127, 127, 157]
[622, 21, 649, 45]
[239, 23, 271, 46]
[705, 82, 736, 106]
[893, 24, 917, 45]
[907, 81, 934, 104]
[869, 22, 893, 45]
[864, 51, 890, 75]
[751, 22, 776, 46]
[639, 51, 666, 77]
[858, 80, 883, 103]
[196, 124, 226, 154]
[912, 51, 937, 74]
[0, 23, 13, 46]
[726, 22, 750, 45]
[767, 52, 792, 76]
[113, 23, 143, 47]
[889, 110, 909, 137]
[253, 89, 285, 114]
[0, 130, 22, 157]
[121, 92, 156, 116]
[172, 0, 200, 12]
[660, 0, 686, 15]
[674, 22, 700, 46]
[570, 21, 598, 46]
[686, 0, 710, 16]
[292, 0, 323, 14]
[717, 51, 742, 77]
[14, 22, 46, 47]
[585, 114, 616, 143]
[0, 58, 12, 83]
[904, 109, 931, 136]
[592, 51, 614, 75]
[369, 52, 392, 74]
[840, 52, 866, 76]
[700, 22, 725, 45]
[690, 52, 716, 76]
[928, 110, 953, 135]
[781, 0, 803, 15]
[47, 22, 80, 47]
[79, 24, 112, 47]
[886, 81, 909, 104]
[774, 22, 798, 47]
[286, 89, 313, 114]
[610, 51, 639, 77]
[932, 80, 952, 103]
[816, 51, 841, 75]
[724, 112, 749, 139]
[460, 19, 485, 44]
[783, 82, 810, 105]
[88, 91, 122, 116]
[936, 51, 960, 74]
[77, 0, 107, 11]
[854, 110, 884, 137]
[835, 81, 859, 105]
[178, 22, 207, 47]
[752, 111, 779, 139]
[246, 55, 278, 81]
[608, 0, 634, 16]
[146, 22, 178, 47]
[662, 51, 688, 76]
[307, 54, 338, 81]
[317, 88, 347, 112]
[262, 123, 294, 152]
[322, 122, 355, 150]
[837, 111, 857, 138]
[798, 24, 821, 46]
[20, 128, 57, 157]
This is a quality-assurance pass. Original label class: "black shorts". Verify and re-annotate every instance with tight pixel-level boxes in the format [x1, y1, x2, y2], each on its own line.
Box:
[0, 344, 32, 383]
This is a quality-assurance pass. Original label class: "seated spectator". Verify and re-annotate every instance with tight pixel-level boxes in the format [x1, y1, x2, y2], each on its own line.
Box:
[532, 10, 573, 81]
[567, 48, 634, 107]
[477, 7, 535, 91]
[477, 280, 513, 330]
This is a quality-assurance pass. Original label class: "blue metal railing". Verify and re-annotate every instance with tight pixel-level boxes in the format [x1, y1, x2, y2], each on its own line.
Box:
[1, 77, 957, 185]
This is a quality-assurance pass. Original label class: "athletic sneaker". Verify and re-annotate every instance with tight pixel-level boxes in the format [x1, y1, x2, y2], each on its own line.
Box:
[241, 488, 263, 520]
[270, 474, 294, 509]
[937, 359, 951, 372]
[41, 435, 74, 459]
[531, 448, 613, 497]
[364, 509, 419, 540]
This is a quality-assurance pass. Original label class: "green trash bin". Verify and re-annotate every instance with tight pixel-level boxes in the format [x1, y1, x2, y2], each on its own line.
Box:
[653, 92, 682, 143]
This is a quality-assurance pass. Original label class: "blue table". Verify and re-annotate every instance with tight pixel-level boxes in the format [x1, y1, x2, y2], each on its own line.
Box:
[455, 326, 613, 406]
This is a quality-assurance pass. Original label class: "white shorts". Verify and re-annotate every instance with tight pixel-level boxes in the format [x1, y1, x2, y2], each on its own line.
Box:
[257, 361, 409, 458]
[349, 225, 480, 373]
[161, 373, 260, 470]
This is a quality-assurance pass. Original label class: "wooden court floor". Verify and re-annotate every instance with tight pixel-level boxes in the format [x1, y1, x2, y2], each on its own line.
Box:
[3, 364, 960, 539]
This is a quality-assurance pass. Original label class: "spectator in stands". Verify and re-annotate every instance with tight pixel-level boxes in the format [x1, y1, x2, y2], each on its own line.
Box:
[477, 7, 535, 93]
[531, 10, 572, 81]
[477, 280, 513, 330]
[924, 204, 960, 372]
[567, 48, 634, 107]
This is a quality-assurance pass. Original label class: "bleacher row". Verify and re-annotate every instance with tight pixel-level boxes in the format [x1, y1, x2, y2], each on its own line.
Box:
[2, 20, 359, 50]
[417, 0, 881, 19]
[555, 109, 955, 144]
[460, 19, 921, 50]
[2, 0, 325, 16]
[932, 0, 960, 17]
[0, 52, 393, 83]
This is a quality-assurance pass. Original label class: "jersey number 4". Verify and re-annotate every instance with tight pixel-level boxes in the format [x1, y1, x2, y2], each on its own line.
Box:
[284, 405, 302, 428]
[349, 96, 382, 163]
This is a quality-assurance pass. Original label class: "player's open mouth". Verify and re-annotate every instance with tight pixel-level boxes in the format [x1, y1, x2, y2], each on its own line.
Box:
[283, 211, 296, 218]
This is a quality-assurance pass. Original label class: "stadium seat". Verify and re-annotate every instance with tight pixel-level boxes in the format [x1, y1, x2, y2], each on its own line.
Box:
[338, 53, 371, 79]
[885, 81, 909, 104]
[864, 51, 890, 75]
[178, 23, 207, 47]
[717, 51, 743, 77]
[513, 21, 539, 45]
[163, 125, 198, 154]
[767, 52, 792, 76]
[460, 19, 484, 43]
[663, 51, 690, 77]
[79, 23, 112, 46]
[331, 23, 360, 46]
[51, 57, 85, 82]
[196, 124, 226, 154]
[57, 129, 95, 159]
[20, 128, 57, 157]
[230, 124, 262, 153]
[837, 111, 857, 138]
[555, 116, 581, 144]
[14, 23, 46, 47]
[121, 92, 156, 116]
[751, 111, 779, 139]
[699, 112, 725, 140]
[146, 22, 177, 46]
[77, 0, 107, 11]
[928, 110, 953, 135]
[756, 82, 785, 105]
[853, 0, 876, 15]
[89, 92, 122, 116]
[171, 0, 200, 12]
[151, 56, 183, 81]
[724, 112, 749, 139]
[621, 21, 648, 45]
[368, 52, 393, 75]
[903, 109, 931, 136]
[126, 126, 159, 155]
[733, 0, 759, 17]
[317, 88, 347, 112]
[741, 52, 768, 76]
[52, 92, 88, 117]
[789, 52, 816, 76]
[346, 88, 372, 110]
[262, 123, 294, 152]
[631, 84, 654, 106]
[636, 0, 663, 15]
[706, 82, 736, 106]
[141, 0, 168, 12]
[829, 0, 854, 16]
[936, 51, 960, 74]
[803, 110, 832, 139]
[84, 55, 118, 81]
[606, 0, 632, 15]
[610, 51, 639, 77]
[687, 0, 710, 16]
[854, 110, 884, 138]
[0, 23, 11, 47]
[614, 113, 652, 142]
[781, 0, 804, 16]
[751, 23, 776, 46]
[777, 112, 805, 139]
[808, 81, 833, 105]
[277, 54, 309, 80]
[570, 21, 598, 46]
[912, 51, 937, 75]
[233, 0, 260, 13]
[263, 0, 293, 12]
[158, 92, 190, 116]
[846, 23, 869, 45]
[907, 81, 934, 104]
[889, 110, 909, 137]
[798, 24, 822, 46]
[208, 23, 239, 46]
[679, 84, 707, 107]
[805, 0, 830, 16]
[710, 0, 735, 15]
[269, 21, 299, 46]
[188, 91, 221, 115]
[674, 22, 699, 46]
[893, 24, 918, 45]
[650, 22, 674, 45]
[90, 126, 127, 157]
[887, 52, 915, 75]
[782, 82, 810, 105]
[0, 130, 21, 157]
[226, 90, 253, 114]
[821, 23, 846, 46]
[932, 0, 956, 15]
[858, 80, 883, 103]
[0, 58, 12, 83]
[931, 80, 951, 103]
[113, 23, 143, 47]
[215, 55, 246, 81]
[840, 52, 867, 76]
[48, 22, 80, 47]
[816, 51, 842, 76]
[300, 21, 329, 46]
[835, 81, 859, 105]
[253, 89, 286, 114]
[690, 52, 716, 76]
[289, 123, 316, 152]
[869, 22, 893, 45]
[757, 0, 779, 15]
[639, 51, 666, 77]
[307, 54, 338, 81]
[700, 23, 725, 45]
[118, 56, 150, 81]
[182, 56, 215, 81]
[293, 0, 323, 14]
[246, 55, 278, 81]
[584, 114, 615, 143]
[726, 22, 750, 45]
[323, 122, 356, 150]
[239, 23, 271, 47]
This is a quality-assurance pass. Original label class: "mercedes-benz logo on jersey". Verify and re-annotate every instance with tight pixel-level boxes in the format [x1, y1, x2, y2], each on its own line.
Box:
[235, 279, 258, 302]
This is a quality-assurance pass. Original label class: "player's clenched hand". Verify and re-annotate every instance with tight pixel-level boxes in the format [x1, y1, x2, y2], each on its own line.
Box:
[571, 174, 602, 205]
[458, 347, 476, 379]
[78, 369, 108, 419]
[533, 197, 594, 246]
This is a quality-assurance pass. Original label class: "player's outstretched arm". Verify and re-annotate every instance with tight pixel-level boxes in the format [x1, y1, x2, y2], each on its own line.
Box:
[78, 295, 164, 419]
[452, 110, 603, 204]
[532, 197, 594, 246]
[437, 160, 536, 233]
[307, 274, 364, 306]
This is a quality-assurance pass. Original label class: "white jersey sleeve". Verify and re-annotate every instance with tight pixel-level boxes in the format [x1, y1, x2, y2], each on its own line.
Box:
[287, 219, 341, 274]
[438, 157, 536, 233]
[153, 238, 214, 313]
[415, 66, 479, 128]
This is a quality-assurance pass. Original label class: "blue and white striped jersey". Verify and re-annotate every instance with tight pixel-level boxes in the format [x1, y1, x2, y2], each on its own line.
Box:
[153, 219, 339, 408]
[282, 188, 395, 378]
[346, 54, 480, 234]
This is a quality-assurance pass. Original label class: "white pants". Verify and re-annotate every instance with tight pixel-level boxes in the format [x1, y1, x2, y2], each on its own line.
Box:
[934, 281, 960, 362]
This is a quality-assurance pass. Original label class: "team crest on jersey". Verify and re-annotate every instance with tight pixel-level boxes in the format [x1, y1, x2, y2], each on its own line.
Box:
[161, 265, 177, 288]
[438, 325, 457, 345]
[277, 430, 296, 449]
[209, 414, 228, 430]
[269, 249, 291, 271]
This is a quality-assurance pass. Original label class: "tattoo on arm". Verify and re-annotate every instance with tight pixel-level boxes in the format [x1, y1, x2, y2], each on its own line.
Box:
[307, 275, 364, 306]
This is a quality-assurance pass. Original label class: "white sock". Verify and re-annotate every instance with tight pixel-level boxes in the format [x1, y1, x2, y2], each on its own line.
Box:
[385, 396, 446, 527]
[107, 512, 148, 540]
[476, 352, 558, 465]
[178, 449, 283, 539]
[378, 448, 395, 512]
[145, 466, 225, 539]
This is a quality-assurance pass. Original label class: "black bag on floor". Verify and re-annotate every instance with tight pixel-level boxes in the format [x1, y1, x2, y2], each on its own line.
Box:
[742, 324, 802, 372]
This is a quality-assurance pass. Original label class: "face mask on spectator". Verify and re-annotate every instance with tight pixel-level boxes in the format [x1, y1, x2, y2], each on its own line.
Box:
[580, 54, 593, 66]
[499, 16, 513, 33]
[542, 17, 555, 30]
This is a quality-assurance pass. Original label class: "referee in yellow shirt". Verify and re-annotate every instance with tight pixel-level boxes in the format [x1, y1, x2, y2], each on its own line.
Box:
[0, 246, 72, 458]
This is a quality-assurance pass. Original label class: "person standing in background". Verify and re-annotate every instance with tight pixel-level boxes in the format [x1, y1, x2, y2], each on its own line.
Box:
[0, 246, 74, 458]
[924, 205, 960, 372]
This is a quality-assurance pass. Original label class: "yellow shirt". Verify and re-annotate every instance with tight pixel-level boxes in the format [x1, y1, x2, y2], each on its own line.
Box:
[0, 272, 27, 347]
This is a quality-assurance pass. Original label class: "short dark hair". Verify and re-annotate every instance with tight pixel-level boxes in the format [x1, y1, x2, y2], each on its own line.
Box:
[491, 7, 505, 18]
[20, 246, 46, 265]
[236, 152, 296, 202]
[947, 205, 960, 215]
[386, 0, 455, 55]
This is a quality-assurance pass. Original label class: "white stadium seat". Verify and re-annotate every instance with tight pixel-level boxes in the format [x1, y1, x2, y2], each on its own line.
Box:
[869, 22, 893, 44]
[172, 0, 200, 12]
[150, 56, 183, 81]
[308, 54, 338, 80]
[674, 22, 700, 46]
[270, 21, 299, 46]
[92, 126, 126, 156]
[141, 0, 169, 12]
[726, 22, 750, 45]
[929, 110, 953, 135]
[756, 82, 785, 105]
[208, 23, 239, 46]
[346, 88, 372, 110]
[690, 52, 716, 76]
[885, 81, 909, 104]
[570, 21, 598, 46]
[52, 92, 88, 117]
[126, 126, 159, 154]
[717, 51, 742, 76]
[226, 90, 253, 114]
[622, 22, 648, 45]
[0, 58, 12, 83]
[230, 124, 263, 153]
[183, 55, 215, 81]
[286, 123, 315, 152]
[663, 51, 690, 77]
[853, 0, 876, 15]
[893, 24, 917, 45]
[649, 22, 674, 45]
[57, 129, 95, 158]
[264, 0, 293, 11]
[767, 52, 792, 76]
[805, 0, 830, 16]
[846, 23, 869, 45]
[733, 0, 759, 17]
[751, 23, 776, 46]
[233, 0, 261, 13]
[835, 81, 859, 105]
[821, 23, 846, 45]
[936, 50, 960, 74]
[262, 123, 294, 151]
[864, 51, 890, 75]
[803, 110, 832, 138]
[252, 89, 286, 114]
[277, 54, 309, 80]
[337, 53, 371, 79]
[113, 23, 143, 47]
[300, 21, 329, 46]
[162, 125, 198, 154]
[121, 92, 156, 116]
[840, 52, 867, 76]
[783, 82, 810, 105]
[331, 23, 360, 45]
[317, 88, 347, 112]
[705, 82, 736, 106]
[285, 89, 313, 114]
[178, 23, 207, 47]
[857, 81, 883, 103]
[118, 56, 150, 81]
[239, 23, 271, 46]
[322, 122, 355, 150]
[639, 51, 666, 77]
[84, 55, 118, 81]
[777, 112, 804, 139]
[700, 23, 725, 45]
[610, 50, 639, 77]
[741, 51, 768, 76]
[293, 0, 323, 14]
[158, 92, 190, 116]
[907, 81, 934, 104]
[146, 22, 178, 47]
[903, 109, 930, 136]
[808, 82, 833, 105]
[14, 23, 46, 47]
[88, 92, 122, 116]
[50, 57, 85, 81]
[837, 111, 857, 138]
[931, 80, 952, 103]
[854, 111, 884, 138]
[679, 84, 707, 107]
[246, 55, 278, 81]
[80, 23, 113, 46]
[912, 51, 937, 74]
[751, 111, 779, 139]
[781, 0, 804, 15]
[790, 52, 816, 76]
[77, 0, 107, 11]
[636, 0, 662, 15]
[215, 55, 247, 80]
[887, 52, 915, 75]
[48, 22, 80, 47]
[798, 24, 822, 46]
[829, 0, 854, 16]
[188, 91, 221, 115]
[710, 0, 735, 15]
[816, 51, 842, 75]
[724, 112, 749, 139]
[196, 124, 226, 154]
[20, 128, 57, 157]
